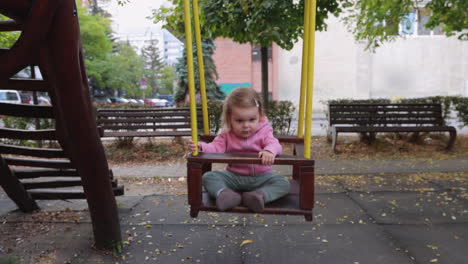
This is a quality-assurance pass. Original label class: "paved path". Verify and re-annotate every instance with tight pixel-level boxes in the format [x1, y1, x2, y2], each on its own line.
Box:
[112, 158, 468, 178]
[1, 157, 467, 263]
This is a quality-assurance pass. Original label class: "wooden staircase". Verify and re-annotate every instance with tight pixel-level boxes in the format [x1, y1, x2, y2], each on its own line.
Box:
[0, 0, 123, 248]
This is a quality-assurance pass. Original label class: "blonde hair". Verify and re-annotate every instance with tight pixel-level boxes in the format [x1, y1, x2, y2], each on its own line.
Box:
[221, 87, 265, 130]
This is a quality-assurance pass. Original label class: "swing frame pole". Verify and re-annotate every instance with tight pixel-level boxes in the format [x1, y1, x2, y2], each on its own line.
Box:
[304, 0, 317, 159]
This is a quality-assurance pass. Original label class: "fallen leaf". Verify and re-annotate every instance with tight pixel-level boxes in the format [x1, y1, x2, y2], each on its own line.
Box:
[240, 240, 253, 246]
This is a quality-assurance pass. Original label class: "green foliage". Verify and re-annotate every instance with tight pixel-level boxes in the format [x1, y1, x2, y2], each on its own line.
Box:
[341, 0, 468, 51]
[153, 0, 343, 50]
[78, 3, 147, 98]
[425, 0, 468, 40]
[78, 4, 113, 61]
[341, 0, 414, 51]
[106, 42, 146, 98]
[174, 39, 224, 103]
[159, 66, 177, 95]
[207, 100, 224, 133]
[326, 96, 468, 128]
[0, 256, 22, 264]
[1, 117, 54, 146]
[266, 100, 296, 136]
[202, 0, 342, 50]
[141, 39, 165, 97]
[0, 16, 19, 48]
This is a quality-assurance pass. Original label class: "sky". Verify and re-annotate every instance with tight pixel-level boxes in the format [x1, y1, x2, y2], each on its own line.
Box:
[102, 0, 170, 42]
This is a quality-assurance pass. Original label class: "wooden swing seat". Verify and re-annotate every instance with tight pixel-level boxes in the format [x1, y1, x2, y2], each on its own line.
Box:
[186, 139, 315, 221]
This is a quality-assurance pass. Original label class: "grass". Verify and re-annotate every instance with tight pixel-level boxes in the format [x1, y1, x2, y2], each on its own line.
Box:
[104, 138, 189, 165]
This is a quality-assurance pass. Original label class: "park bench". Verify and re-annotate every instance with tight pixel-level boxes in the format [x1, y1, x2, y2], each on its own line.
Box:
[97, 107, 202, 138]
[327, 103, 457, 152]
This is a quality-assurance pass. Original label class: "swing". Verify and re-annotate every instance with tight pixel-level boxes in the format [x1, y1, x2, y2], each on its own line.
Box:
[184, 0, 317, 221]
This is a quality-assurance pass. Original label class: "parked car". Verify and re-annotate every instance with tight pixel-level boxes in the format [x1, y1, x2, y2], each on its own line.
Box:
[0, 90, 21, 104]
[20, 93, 33, 104]
[93, 97, 112, 103]
[110, 97, 129, 104]
[156, 94, 174, 107]
[128, 99, 138, 104]
[37, 96, 51, 105]
[144, 98, 169, 107]
[137, 99, 145, 104]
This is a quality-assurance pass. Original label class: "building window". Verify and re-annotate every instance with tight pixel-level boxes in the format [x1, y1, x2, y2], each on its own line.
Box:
[399, 8, 443, 36]
[252, 47, 272, 61]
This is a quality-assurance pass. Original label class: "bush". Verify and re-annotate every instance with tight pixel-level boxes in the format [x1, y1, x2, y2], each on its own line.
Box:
[1, 116, 55, 146]
[266, 100, 296, 136]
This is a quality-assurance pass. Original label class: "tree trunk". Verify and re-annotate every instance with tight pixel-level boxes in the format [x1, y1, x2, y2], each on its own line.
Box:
[261, 46, 269, 115]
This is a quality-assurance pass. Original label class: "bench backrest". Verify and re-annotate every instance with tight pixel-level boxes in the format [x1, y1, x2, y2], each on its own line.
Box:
[328, 103, 445, 127]
[96, 107, 202, 132]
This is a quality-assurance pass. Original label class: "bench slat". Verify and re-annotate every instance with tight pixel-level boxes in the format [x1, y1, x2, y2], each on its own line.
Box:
[100, 124, 191, 130]
[97, 107, 202, 138]
[103, 131, 193, 137]
[97, 117, 191, 124]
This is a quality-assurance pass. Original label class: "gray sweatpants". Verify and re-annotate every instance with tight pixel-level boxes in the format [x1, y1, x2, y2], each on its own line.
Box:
[202, 170, 290, 203]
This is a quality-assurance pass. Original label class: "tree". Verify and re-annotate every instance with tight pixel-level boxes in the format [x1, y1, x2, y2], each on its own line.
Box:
[174, 39, 224, 103]
[153, 0, 343, 110]
[105, 42, 146, 98]
[0, 16, 19, 48]
[159, 65, 177, 95]
[341, 0, 467, 51]
[141, 38, 164, 97]
[77, 3, 114, 97]
[153, 0, 467, 106]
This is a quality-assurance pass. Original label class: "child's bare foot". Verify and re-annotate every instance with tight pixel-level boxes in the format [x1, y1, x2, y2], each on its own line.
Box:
[216, 189, 241, 211]
[242, 190, 265, 213]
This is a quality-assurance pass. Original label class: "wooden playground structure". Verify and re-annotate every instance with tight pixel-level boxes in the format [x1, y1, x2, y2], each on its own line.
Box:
[0, 0, 122, 249]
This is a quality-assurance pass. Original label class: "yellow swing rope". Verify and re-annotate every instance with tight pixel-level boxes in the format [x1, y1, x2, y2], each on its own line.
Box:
[183, 0, 199, 155]
[192, 0, 210, 135]
[186, 0, 317, 158]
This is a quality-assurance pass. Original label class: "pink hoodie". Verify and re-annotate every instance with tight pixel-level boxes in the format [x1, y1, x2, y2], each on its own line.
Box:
[199, 119, 282, 176]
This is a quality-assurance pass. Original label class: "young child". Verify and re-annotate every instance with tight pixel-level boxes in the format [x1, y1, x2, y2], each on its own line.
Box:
[189, 87, 290, 213]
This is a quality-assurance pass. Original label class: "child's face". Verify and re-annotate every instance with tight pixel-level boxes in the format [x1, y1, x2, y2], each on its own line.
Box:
[229, 106, 260, 138]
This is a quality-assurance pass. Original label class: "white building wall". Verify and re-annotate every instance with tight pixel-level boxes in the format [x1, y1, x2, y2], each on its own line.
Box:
[277, 16, 468, 112]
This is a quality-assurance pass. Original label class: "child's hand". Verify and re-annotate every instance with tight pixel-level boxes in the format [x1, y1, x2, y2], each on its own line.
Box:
[188, 140, 199, 153]
[259, 150, 275, 165]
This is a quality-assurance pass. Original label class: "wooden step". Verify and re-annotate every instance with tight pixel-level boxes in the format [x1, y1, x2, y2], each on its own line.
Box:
[0, 102, 53, 118]
[4, 156, 73, 169]
[28, 185, 124, 200]
[0, 20, 22, 31]
[13, 168, 79, 179]
[0, 143, 65, 158]
[0, 128, 56, 140]
[2, 78, 49, 92]
[22, 179, 82, 190]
